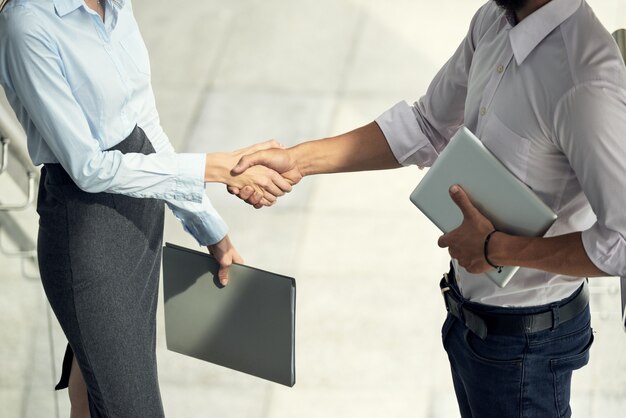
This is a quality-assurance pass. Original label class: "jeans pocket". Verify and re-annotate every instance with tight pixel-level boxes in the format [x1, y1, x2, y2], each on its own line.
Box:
[550, 330, 594, 417]
[464, 329, 524, 365]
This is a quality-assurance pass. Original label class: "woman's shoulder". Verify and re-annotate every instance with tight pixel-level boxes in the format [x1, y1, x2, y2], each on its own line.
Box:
[1, 1, 55, 45]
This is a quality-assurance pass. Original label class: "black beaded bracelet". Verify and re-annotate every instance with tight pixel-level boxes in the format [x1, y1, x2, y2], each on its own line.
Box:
[484, 230, 503, 273]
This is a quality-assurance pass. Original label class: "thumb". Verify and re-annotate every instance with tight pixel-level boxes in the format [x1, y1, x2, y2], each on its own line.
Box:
[218, 255, 232, 286]
[232, 151, 267, 175]
[437, 232, 451, 248]
[449, 184, 476, 218]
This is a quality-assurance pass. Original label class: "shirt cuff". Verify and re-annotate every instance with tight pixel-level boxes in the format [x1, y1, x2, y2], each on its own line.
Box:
[181, 209, 229, 246]
[375, 101, 436, 167]
[176, 190, 229, 246]
[581, 223, 626, 276]
[175, 153, 206, 203]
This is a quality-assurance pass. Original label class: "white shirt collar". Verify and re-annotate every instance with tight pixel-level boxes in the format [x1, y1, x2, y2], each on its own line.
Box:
[508, 0, 583, 65]
[53, 0, 126, 18]
[53, 0, 82, 17]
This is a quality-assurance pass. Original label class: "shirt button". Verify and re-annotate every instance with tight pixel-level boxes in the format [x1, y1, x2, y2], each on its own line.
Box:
[497, 64, 504, 74]
[480, 107, 487, 116]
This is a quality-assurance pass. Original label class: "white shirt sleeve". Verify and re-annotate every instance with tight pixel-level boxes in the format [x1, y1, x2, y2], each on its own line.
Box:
[554, 81, 626, 276]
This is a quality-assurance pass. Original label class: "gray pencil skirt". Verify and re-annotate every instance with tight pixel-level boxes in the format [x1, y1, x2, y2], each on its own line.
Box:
[37, 126, 166, 418]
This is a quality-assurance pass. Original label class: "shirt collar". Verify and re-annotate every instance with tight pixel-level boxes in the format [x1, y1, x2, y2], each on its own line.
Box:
[53, 0, 82, 17]
[53, 0, 127, 17]
[508, 0, 583, 65]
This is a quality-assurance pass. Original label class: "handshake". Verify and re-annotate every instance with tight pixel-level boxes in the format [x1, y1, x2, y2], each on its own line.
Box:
[205, 140, 302, 209]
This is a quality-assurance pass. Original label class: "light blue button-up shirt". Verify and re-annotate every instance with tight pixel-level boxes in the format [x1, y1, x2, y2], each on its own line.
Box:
[0, 0, 228, 245]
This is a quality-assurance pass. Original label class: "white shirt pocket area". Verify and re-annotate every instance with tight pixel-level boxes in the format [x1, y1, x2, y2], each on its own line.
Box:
[119, 29, 151, 76]
[479, 113, 531, 184]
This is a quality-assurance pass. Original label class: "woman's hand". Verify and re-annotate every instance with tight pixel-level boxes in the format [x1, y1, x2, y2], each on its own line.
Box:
[207, 234, 243, 286]
[205, 140, 293, 208]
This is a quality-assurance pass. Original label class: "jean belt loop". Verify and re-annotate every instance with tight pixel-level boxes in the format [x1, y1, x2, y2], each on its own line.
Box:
[550, 302, 560, 330]
[457, 299, 467, 325]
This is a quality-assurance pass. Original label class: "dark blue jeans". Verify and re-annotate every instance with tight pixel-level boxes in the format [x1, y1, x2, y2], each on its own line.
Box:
[442, 285, 593, 418]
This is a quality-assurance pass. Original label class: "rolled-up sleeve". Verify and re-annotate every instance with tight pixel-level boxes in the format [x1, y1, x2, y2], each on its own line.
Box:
[555, 81, 626, 276]
[375, 101, 435, 167]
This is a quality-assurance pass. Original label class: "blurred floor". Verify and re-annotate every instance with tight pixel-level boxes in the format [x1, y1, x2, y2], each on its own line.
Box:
[1, 0, 626, 417]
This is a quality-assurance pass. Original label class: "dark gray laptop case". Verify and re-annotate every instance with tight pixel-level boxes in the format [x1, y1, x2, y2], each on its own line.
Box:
[162, 243, 296, 386]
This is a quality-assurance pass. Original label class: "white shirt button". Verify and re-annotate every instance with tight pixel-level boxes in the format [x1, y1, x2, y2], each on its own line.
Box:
[480, 107, 487, 116]
[497, 64, 504, 73]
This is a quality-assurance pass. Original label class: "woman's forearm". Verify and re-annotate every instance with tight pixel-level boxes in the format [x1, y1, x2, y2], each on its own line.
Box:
[204, 152, 236, 183]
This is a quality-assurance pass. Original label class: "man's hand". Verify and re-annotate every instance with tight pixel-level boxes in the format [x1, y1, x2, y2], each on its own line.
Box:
[229, 147, 303, 208]
[207, 234, 243, 286]
[437, 185, 496, 274]
[205, 140, 293, 208]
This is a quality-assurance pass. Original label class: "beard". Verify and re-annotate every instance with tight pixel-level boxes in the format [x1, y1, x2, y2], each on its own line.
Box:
[493, 0, 529, 12]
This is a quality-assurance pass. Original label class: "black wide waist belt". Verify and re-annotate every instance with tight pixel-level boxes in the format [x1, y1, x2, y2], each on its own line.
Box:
[439, 275, 589, 340]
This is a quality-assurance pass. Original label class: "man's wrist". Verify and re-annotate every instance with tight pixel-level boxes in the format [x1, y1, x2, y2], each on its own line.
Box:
[486, 231, 508, 266]
[484, 230, 503, 272]
[290, 142, 314, 177]
[488, 232, 530, 268]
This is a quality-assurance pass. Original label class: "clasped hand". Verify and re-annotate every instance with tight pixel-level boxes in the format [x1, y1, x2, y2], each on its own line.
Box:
[209, 141, 300, 208]
[226, 142, 302, 209]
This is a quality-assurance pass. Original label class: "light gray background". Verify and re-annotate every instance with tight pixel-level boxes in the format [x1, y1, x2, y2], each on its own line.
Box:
[1, 1, 626, 417]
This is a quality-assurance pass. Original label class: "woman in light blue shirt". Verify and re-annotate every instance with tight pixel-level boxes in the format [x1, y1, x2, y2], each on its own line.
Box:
[0, 0, 291, 416]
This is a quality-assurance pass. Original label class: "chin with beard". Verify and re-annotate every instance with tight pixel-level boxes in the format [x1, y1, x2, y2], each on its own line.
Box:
[493, 0, 529, 12]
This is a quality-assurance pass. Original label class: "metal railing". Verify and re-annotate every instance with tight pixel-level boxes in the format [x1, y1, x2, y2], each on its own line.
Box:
[0, 94, 38, 259]
[0, 102, 38, 209]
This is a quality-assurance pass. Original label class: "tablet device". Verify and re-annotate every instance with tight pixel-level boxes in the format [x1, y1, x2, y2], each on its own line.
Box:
[409, 126, 557, 288]
[162, 242, 296, 386]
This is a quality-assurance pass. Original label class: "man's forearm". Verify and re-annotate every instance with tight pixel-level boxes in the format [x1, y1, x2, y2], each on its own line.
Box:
[290, 122, 402, 176]
[489, 231, 608, 277]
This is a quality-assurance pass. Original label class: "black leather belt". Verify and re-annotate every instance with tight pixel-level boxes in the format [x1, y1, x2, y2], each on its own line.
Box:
[440, 273, 589, 340]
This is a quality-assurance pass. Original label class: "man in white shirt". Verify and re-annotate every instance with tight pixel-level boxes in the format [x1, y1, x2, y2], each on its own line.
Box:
[230, 0, 626, 416]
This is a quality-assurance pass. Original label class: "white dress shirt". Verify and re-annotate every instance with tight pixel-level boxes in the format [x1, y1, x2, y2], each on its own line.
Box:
[376, 0, 626, 306]
[0, 0, 228, 245]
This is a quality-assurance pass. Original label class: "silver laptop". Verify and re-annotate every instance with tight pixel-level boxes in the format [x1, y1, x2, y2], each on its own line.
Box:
[409, 126, 557, 287]
[162, 243, 296, 386]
